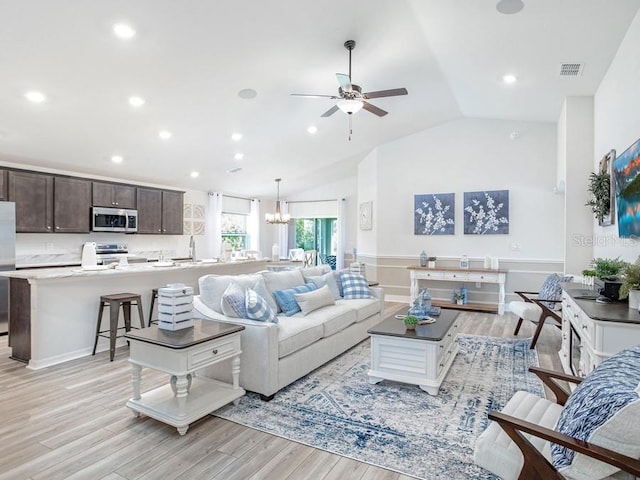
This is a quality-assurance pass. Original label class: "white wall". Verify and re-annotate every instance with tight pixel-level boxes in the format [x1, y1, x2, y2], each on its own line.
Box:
[559, 97, 595, 275]
[357, 149, 378, 257]
[370, 117, 562, 261]
[593, 9, 640, 263]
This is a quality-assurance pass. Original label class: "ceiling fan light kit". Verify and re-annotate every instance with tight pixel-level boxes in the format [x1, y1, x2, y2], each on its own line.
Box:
[265, 178, 291, 224]
[291, 39, 408, 119]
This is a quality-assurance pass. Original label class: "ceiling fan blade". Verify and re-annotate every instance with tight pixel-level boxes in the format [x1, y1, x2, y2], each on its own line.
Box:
[336, 73, 351, 89]
[362, 101, 388, 117]
[291, 93, 339, 99]
[320, 105, 340, 117]
[363, 87, 408, 99]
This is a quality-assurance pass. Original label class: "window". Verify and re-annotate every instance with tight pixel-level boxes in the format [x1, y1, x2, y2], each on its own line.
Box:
[221, 213, 248, 250]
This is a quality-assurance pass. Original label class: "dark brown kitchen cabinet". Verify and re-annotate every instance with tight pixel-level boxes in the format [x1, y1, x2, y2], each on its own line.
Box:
[0, 170, 7, 200]
[161, 190, 184, 234]
[54, 177, 91, 232]
[136, 188, 183, 234]
[92, 182, 136, 209]
[8, 171, 54, 232]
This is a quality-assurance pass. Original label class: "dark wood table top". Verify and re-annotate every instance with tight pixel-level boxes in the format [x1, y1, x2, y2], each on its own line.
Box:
[368, 307, 459, 341]
[125, 320, 244, 349]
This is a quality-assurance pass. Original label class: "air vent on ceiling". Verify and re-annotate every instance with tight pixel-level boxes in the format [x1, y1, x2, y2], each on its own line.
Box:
[226, 167, 243, 174]
[560, 63, 584, 77]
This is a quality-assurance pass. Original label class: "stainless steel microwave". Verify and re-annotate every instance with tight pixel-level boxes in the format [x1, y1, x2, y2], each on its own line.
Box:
[91, 207, 138, 233]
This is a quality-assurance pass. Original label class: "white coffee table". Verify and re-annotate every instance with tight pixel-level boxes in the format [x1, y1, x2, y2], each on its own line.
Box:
[367, 309, 460, 395]
[125, 320, 245, 435]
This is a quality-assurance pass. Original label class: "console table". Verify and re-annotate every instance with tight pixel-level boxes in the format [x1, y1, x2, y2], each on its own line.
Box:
[125, 320, 245, 435]
[407, 266, 507, 315]
[560, 285, 640, 378]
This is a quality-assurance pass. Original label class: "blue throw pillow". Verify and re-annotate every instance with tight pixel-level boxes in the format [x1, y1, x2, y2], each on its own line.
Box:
[245, 288, 278, 323]
[538, 273, 572, 309]
[220, 282, 247, 318]
[273, 283, 318, 316]
[340, 272, 373, 299]
[551, 345, 640, 478]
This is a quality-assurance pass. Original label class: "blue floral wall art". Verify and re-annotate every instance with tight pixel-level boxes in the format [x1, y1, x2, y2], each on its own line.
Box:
[463, 190, 509, 234]
[414, 193, 455, 235]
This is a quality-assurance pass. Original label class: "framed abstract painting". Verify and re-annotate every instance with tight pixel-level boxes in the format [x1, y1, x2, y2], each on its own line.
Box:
[414, 193, 455, 235]
[463, 190, 509, 234]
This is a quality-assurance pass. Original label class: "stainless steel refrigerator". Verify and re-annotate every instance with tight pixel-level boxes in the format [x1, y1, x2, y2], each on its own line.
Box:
[0, 202, 16, 336]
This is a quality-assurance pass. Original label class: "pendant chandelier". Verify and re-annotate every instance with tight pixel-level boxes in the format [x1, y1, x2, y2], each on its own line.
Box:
[265, 178, 291, 224]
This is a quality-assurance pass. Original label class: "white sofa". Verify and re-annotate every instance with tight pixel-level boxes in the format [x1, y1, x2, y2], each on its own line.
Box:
[193, 265, 385, 400]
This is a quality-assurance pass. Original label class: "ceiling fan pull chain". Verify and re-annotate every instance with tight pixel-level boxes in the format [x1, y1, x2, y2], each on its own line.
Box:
[348, 115, 353, 141]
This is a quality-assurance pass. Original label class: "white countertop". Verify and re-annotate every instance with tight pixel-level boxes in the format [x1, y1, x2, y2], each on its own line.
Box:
[1, 259, 269, 281]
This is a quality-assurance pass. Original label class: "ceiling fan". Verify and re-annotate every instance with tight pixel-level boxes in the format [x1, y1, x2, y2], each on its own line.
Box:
[291, 40, 408, 118]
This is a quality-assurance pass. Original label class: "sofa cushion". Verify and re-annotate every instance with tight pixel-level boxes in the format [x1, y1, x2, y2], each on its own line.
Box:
[294, 285, 336, 316]
[474, 390, 563, 480]
[262, 270, 306, 312]
[304, 272, 341, 300]
[340, 273, 373, 299]
[300, 265, 331, 277]
[551, 345, 640, 479]
[220, 282, 247, 318]
[245, 287, 278, 323]
[336, 297, 380, 322]
[276, 316, 324, 358]
[273, 283, 318, 316]
[304, 302, 357, 338]
[199, 273, 265, 314]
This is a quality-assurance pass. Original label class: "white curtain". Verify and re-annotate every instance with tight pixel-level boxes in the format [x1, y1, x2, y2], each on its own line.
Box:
[248, 199, 260, 252]
[278, 200, 289, 259]
[336, 198, 345, 270]
[204, 192, 223, 259]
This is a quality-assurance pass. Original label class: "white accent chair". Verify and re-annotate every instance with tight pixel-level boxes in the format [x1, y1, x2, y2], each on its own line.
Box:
[474, 348, 640, 479]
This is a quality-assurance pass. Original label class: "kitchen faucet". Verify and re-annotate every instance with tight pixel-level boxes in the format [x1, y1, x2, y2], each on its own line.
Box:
[189, 235, 196, 261]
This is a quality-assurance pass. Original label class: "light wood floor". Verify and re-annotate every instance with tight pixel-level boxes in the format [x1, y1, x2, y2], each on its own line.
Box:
[0, 303, 562, 480]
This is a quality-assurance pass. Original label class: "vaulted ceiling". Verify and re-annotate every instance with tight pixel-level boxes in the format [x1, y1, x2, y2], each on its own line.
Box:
[0, 0, 638, 197]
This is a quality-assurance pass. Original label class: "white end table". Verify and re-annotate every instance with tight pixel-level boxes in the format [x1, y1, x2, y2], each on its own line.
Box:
[125, 320, 245, 435]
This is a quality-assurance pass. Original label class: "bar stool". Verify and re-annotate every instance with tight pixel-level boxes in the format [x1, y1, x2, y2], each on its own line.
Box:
[148, 288, 159, 327]
[92, 293, 145, 361]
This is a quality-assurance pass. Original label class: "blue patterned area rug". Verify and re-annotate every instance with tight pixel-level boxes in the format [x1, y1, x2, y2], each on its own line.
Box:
[213, 335, 543, 479]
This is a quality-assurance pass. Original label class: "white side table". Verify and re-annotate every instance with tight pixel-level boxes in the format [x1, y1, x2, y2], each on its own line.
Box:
[125, 319, 245, 435]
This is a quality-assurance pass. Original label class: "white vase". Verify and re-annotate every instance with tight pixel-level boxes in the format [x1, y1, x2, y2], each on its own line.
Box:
[629, 290, 640, 310]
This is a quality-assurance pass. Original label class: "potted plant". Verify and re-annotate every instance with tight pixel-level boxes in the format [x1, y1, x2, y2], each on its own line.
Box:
[619, 262, 640, 309]
[585, 171, 611, 224]
[591, 257, 628, 280]
[403, 315, 419, 330]
[453, 290, 465, 305]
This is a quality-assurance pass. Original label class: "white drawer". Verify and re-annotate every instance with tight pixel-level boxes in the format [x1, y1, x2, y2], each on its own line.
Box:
[187, 336, 240, 370]
[468, 273, 498, 283]
[444, 272, 469, 281]
[418, 271, 445, 279]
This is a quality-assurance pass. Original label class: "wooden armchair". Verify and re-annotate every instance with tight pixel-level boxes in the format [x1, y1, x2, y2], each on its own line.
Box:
[475, 347, 640, 480]
[511, 290, 563, 349]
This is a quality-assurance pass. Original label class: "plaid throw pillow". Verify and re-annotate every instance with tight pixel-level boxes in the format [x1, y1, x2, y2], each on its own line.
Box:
[340, 273, 373, 299]
[245, 288, 277, 323]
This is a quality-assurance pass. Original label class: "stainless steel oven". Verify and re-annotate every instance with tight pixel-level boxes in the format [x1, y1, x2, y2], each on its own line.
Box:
[91, 207, 138, 233]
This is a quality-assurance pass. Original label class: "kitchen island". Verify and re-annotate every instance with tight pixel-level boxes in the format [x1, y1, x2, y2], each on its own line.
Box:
[1, 259, 270, 369]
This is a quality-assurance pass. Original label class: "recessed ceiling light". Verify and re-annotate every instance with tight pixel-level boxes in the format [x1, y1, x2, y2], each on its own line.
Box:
[502, 74, 517, 84]
[231, 133, 242, 141]
[234, 153, 244, 160]
[496, 0, 524, 14]
[24, 91, 46, 103]
[307, 126, 318, 134]
[113, 23, 136, 39]
[128, 96, 145, 107]
[238, 89, 257, 99]
[158, 130, 172, 140]
[190, 171, 200, 178]
[111, 155, 124, 164]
